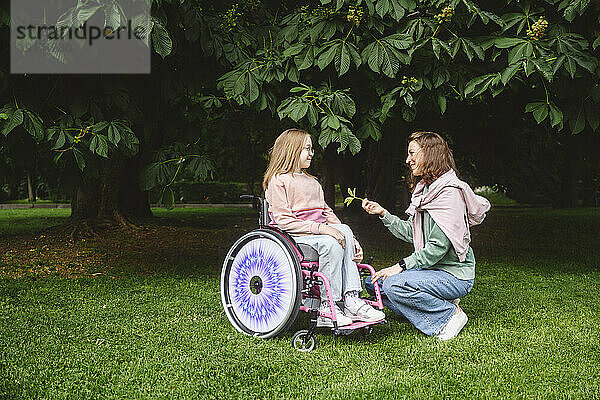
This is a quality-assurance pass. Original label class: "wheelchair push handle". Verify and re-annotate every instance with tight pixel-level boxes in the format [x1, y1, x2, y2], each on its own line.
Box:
[240, 195, 270, 227]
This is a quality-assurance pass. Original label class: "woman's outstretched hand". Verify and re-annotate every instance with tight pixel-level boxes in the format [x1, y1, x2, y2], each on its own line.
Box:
[362, 198, 386, 217]
[372, 263, 403, 283]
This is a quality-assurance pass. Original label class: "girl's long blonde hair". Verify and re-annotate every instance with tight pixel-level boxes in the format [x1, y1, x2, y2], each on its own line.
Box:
[263, 128, 311, 191]
[408, 131, 458, 189]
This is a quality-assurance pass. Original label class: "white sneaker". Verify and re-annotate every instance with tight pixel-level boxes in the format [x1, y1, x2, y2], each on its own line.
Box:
[316, 302, 353, 328]
[344, 298, 385, 322]
[437, 305, 468, 341]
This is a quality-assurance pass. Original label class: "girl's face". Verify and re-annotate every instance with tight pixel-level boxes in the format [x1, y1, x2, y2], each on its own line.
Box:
[298, 136, 313, 171]
[406, 140, 424, 176]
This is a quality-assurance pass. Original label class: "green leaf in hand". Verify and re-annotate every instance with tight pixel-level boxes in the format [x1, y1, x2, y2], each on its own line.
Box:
[344, 187, 364, 207]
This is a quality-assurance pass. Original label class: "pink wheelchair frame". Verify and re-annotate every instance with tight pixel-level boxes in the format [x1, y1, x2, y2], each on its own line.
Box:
[220, 196, 386, 351]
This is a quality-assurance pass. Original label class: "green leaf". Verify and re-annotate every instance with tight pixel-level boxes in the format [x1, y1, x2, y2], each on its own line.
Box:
[152, 23, 172, 58]
[132, 13, 153, 46]
[23, 110, 45, 142]
[104, 3, 120, 29]
[2, 109, 23, 136]
[398, 0, 416, 11]
[289, 102, 309, 122]
[120, 132, 140, 155]
[464, 74, 500, 98]
[564, 56, 577, 78]
[73, 148, 86, 171]
[376, 0, 390, 18]
[432, 38, 442, 60]
[348, 132, 361, 155]
[501, 63, 521, 84]
[245, 74, 260, 103]
[108, 123, 121, 145]
[531, 59, 554, 82]
[494, 38, 526, 48]
[295, 45, 316, 70]
[334, 42, 353, 76]
[437, 94, 447, 115]
[532, 104, 549, 124]
[77, 5, 102, 26]
[327, 115, 340, 130]
[96, 135, 109, 157]
[548, 104, 563, 128]
[389, 0, 405, 21]
[464, 39, 484, 60]
[593, 36, 600, 50]
[91, 121, 109, 133]
[507, 42, 533, 65]
[300, 103, 315, 126]
[52, 130, 66, 150]
[317, 44, 337, 70]
[283, 43, 305, 57]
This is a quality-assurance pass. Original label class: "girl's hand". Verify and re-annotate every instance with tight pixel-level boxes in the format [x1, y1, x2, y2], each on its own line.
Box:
[352, 238, 363, 262]
[372, 263, 403, 283]
[319, 224, 346, 248]
[362, 198, 386, 217]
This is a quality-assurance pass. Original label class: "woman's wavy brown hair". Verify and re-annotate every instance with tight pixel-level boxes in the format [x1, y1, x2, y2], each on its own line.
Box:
[262, 128, 312, 191]
[408, 131, 457, 189]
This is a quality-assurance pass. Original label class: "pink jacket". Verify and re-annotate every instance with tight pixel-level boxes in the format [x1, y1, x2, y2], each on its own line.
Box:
[265, 173, 341, 235]
[406, 169, 491, 262]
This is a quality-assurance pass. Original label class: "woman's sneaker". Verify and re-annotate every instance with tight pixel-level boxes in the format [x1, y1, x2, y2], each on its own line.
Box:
[343, 298, 385, 322]
[437, 305, 468, 341]
[316, 302, 353, 328]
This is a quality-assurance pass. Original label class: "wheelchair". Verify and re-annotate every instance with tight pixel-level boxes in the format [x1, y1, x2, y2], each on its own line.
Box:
[220, 195, 386, 352]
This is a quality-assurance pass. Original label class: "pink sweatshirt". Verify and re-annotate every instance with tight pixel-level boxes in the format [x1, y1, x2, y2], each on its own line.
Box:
[265, 172, 341, 235]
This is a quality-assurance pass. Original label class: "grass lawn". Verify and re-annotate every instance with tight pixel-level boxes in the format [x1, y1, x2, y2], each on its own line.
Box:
[1, 207, 599, 399]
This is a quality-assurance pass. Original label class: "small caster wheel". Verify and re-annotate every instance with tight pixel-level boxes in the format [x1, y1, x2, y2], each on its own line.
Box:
[292, 330, 316, 352]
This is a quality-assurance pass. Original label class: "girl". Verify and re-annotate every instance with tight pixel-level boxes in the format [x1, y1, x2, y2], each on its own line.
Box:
[264, 128, 385, 328]
[362, 131, 490, 340]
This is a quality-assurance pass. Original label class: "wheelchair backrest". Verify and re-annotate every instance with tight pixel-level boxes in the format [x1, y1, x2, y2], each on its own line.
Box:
[260, 197, 272, 227]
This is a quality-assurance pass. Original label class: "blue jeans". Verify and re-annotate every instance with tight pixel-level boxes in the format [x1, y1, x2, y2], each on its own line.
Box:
[365, 268, 474, 336]
[294, 224, 362, 302]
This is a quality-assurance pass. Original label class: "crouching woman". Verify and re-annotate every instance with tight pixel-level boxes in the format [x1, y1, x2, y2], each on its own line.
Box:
[362, 131, 490, 340]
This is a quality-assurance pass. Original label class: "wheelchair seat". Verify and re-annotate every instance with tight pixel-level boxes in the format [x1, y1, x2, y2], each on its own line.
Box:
[297, 243, 319, 263]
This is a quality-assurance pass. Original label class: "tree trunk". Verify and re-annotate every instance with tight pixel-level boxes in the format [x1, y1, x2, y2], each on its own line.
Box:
[70, 156, 151, 224]
[27, 171, 36, 202]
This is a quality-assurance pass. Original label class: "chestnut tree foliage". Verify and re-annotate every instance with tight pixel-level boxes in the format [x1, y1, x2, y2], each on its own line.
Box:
[203, 0, 599, 153]
[1, 0, 599, 215]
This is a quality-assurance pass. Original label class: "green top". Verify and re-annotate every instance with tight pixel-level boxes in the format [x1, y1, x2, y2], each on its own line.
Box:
[380, 209, 475, 280]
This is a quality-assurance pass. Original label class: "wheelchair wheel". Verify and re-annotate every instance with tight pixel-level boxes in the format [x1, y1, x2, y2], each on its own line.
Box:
[221, 229, 302, 339]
